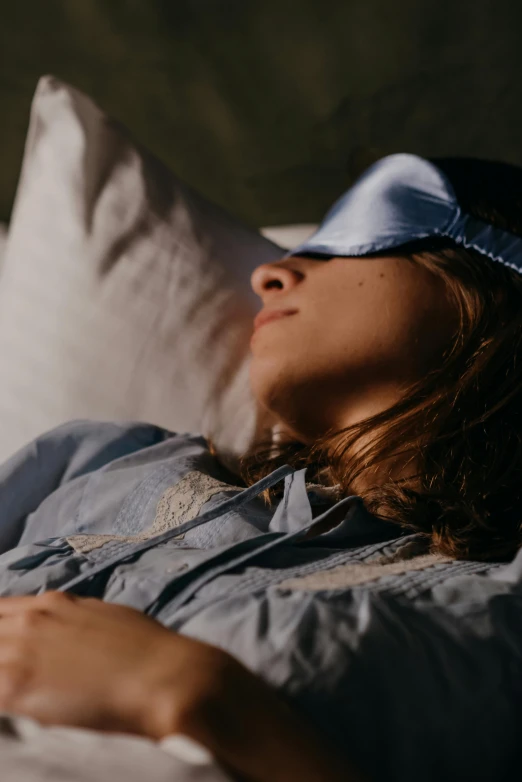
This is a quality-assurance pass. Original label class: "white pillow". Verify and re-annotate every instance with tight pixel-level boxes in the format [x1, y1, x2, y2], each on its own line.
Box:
[260, 224, 319, 249]
[0, 76, 284, 463]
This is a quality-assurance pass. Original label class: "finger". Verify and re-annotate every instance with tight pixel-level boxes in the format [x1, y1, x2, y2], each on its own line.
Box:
[0, 622, 31, 659]
[0, 591, 78, 617]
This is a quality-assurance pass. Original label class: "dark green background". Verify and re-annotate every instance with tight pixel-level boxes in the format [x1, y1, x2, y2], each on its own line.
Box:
[2, 0, 522, 228]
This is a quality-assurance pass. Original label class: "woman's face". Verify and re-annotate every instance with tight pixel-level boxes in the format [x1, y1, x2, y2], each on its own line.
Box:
[249, 253, 458, 443]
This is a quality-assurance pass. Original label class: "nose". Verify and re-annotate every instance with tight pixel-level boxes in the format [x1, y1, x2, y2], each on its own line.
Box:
[250, 259, 304, 302]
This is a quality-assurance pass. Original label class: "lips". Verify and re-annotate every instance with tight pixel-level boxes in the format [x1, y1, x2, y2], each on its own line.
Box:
[253, 308, 298, 332]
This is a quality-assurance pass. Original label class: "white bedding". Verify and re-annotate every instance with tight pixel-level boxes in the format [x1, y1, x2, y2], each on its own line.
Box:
[0, 713, 233, 782]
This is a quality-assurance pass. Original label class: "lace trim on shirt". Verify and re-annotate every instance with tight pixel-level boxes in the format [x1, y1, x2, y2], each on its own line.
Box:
[278, 552, 452, 591]
[66, 470, 245, 554]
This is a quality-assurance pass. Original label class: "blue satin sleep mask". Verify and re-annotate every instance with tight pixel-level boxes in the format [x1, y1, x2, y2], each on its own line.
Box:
[284, 153, 522, 274]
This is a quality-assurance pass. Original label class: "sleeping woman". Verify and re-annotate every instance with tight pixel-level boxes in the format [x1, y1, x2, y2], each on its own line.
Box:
[0, 153, 521, 782]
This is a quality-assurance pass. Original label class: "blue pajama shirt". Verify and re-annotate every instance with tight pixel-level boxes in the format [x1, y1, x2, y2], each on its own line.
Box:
[0, 418, 521, 782]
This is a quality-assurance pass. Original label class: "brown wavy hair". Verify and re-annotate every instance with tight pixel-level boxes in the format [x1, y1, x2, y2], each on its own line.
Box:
[220, 158, 522, 562]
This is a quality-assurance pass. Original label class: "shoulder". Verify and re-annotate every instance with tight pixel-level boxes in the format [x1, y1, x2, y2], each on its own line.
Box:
[33, 418, 210, 481]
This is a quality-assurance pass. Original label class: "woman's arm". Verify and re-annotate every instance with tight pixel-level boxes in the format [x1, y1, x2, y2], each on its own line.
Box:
[155, 651, 363, 782]
[0, 593, 363, 782]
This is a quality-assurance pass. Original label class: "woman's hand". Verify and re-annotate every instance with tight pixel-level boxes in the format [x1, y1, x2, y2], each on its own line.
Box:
[0, 591, 227, 738]
[0, 592, 362, 782]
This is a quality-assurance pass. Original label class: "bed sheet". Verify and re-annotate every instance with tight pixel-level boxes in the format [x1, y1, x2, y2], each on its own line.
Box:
[0, 713, 233, 782]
